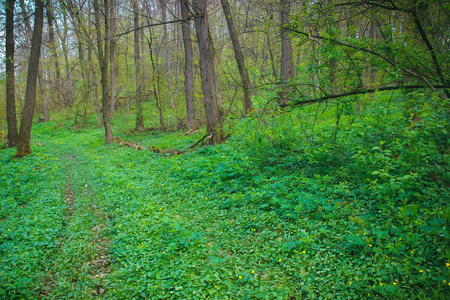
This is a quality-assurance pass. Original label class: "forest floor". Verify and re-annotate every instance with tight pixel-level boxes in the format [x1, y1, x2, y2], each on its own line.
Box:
[1, 113, 450, 299]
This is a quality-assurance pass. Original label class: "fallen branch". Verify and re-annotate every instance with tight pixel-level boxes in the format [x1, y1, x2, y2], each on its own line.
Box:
[113, 136, 145, 150]
[185, 129, 199, 135]
[189, 134, 207, 149]
[113, 136, 184, 155]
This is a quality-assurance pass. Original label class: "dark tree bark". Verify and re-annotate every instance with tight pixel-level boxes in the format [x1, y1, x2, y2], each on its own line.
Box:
[14, 0, 44, 157]
[133, 0, 144, 130]
[5, 0, 19, 147]
[193, 0, 222, 145]
[94, 0, 113, 143]
[220, 0, 253, 115]
[279, 0, 293, 106]
[180, 0, 196, 131]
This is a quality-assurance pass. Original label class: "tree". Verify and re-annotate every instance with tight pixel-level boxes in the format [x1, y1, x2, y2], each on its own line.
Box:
[45, 0, 61, 120]
[133, 0, 144, 130]
[180, 0, 196, 131]
[220, 0, 253, 115]
[160, 0, 175, 109]
[93, 0, 113, 143]
[193, 0, 221, 145]
[110, 0, 117, 116]
[279, 0, 293, 106]
[14, 0, 44, 157]
[5, 0, 19, 147]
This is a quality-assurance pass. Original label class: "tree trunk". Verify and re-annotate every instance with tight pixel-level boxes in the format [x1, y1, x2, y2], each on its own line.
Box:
[5, 0, 19, 147]
[19, 0, 47, 125]
[84, 0, 101, 126]
[147, 26, 166, 132]
[133, 0, 144, 130]
[14, 0, 44, 158]
[193, 0, 221, 145]
[174, 2, 182, 106]
[94, 0, 113, 143]
[180, 0, 196, 131]
[37, 54, 47, 121]
[46, 0, 62, 111]
[220, 0, 252, 115]
[279, 0, 293, 106]
[88, 41, 101, 126]
[61, 12, 71, 83]
[110, 0, 117, 116]
[160, 0, 175, 109]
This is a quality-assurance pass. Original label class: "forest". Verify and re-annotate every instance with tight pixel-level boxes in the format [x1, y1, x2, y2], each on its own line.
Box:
[0, 0, 449, 298]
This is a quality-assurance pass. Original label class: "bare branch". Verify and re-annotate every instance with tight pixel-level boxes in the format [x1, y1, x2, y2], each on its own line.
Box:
[112, 14, 202, 39]
[282, 85, 450, 107]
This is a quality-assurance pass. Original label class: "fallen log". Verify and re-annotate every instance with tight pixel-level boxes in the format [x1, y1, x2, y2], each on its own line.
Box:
[113, 136, 185, 155]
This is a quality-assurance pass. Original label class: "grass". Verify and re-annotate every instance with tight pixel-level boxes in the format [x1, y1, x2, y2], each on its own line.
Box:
[1, 91, 449, 299]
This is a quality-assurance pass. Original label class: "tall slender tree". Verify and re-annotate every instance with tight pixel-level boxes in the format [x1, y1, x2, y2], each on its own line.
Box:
[193, 0, 222, 145]
[180, 0, 196, 131]
[220, 0, 253, 115]
[279, 0, 293, 106]
[160, 0, 175, 109]
[133, 0, 144, 130]
[14, 0, 44, 157]
[93, 0, 113, 143]
[46, 0, 61, 119]
[5, 0, 19, 147]
[110, 0, 117, 116]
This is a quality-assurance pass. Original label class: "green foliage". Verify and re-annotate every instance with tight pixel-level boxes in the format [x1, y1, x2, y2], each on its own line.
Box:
[1, 91, 449, 299]
[0, 143, 66, 299]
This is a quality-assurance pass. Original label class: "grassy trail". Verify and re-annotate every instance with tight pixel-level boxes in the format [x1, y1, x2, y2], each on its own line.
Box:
[46, 150, 111, 298]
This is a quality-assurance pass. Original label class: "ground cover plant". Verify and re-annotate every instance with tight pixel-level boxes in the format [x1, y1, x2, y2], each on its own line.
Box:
[1, 90, 449, 299]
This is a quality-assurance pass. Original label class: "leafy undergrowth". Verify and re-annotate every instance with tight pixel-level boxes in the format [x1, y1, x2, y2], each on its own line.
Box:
[1, 91, 449, 299]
